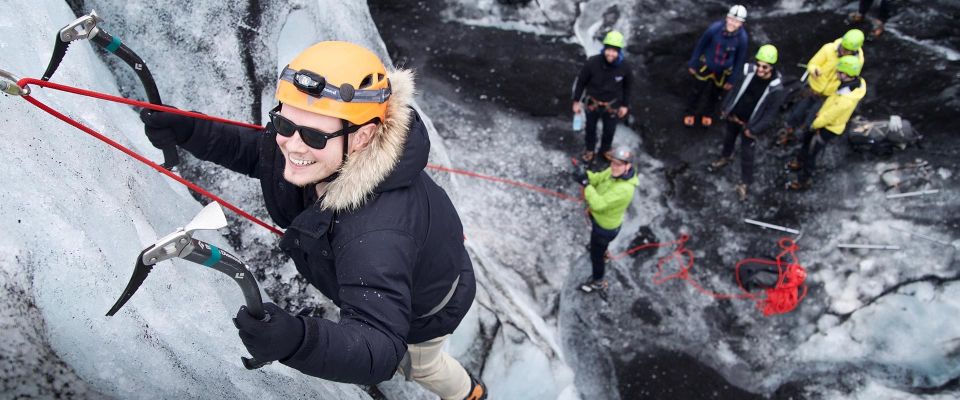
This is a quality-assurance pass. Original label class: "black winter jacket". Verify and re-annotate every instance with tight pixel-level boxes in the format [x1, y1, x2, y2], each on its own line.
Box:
[178, 70, 475, 385]
[572, 53, 633, 106]
[720, 63, 787, 135]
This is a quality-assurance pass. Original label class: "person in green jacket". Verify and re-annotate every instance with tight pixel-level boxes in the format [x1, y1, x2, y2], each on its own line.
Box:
[787, 55, 867, 190]
[578, 146, 640, 292]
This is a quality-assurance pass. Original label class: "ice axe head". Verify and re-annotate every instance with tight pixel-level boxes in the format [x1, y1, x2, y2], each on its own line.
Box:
[184, 202, 227, 234]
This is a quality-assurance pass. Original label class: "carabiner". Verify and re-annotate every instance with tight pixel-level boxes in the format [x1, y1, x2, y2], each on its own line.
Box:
[59, 10, 102, 42]
[0, 68, 30, 96]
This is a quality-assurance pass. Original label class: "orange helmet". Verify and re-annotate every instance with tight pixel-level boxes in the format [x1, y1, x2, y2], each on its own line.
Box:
[276, 41, 392, 125]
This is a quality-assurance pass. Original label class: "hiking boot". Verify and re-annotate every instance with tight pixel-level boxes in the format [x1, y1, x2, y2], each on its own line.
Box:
[701, 115, 713, 127]
[580, 279, 608, 293]
[847, 12, 864, 23]
[463, 371, 487, 400]
[786, 159, 801, 171]
[776, 127, 794, 146]
[582, 150, 595, 162]
[785, 180, 811, 191]
[736, 183, 748, 201]
[683, 115, 695, 127]
[710, 157, 732, 170]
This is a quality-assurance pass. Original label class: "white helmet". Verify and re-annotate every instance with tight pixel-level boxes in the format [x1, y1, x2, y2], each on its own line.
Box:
[605, 146, 634, 163]
[728, 5, 747, 22]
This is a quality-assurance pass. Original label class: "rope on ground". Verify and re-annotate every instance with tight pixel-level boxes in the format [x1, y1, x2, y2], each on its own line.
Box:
[611, 235, 807, 316]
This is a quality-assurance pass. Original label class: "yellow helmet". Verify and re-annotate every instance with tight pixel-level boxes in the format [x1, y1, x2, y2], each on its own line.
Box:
[276, 41, 392, 125]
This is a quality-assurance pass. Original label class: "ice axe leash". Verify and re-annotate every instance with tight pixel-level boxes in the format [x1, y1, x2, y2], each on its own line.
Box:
[42, 10, 179, 169]
[106, 202, 273, 370]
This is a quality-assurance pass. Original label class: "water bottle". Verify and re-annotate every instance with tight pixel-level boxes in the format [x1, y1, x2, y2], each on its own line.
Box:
[573, 111, 585, 131]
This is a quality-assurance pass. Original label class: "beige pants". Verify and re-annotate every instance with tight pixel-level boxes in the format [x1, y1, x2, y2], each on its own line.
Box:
[402, 335, 471, 400]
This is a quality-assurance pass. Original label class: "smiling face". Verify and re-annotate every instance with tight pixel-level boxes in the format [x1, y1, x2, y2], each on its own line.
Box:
[725, 16, 743, 33]
[610, 158, 631, 177]
[275, 104, 349, 187]
[603, 47, 620, 63]
[756, 61, 773, 79]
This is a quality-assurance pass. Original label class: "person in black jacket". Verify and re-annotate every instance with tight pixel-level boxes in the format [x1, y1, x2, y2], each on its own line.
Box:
[140, 41, 485, 400]
[572, 30, 632, 162]
[709, 44, 786, 201]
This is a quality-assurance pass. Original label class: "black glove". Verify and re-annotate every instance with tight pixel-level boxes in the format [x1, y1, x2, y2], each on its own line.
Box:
[139, 107, 196, 149]
[234, 303, 305, 363]
[572, 164, 589, 186]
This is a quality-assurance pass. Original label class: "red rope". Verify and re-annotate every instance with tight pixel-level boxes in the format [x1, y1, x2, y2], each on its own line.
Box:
[17, 79, 808, 315]
[426, 163, 582, 203]
[615, 235, 807, 316]
[15, 78, 582, 236]
[17, 78, 283, 236]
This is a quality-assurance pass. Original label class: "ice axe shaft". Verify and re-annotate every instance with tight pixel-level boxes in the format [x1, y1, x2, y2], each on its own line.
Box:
[744, 219, 800, 235]
[885, 189, 939, 199]
[837, 243, 900, 250]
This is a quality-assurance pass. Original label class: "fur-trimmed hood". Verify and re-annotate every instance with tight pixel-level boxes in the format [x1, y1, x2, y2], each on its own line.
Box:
[321, 69, 427, 211]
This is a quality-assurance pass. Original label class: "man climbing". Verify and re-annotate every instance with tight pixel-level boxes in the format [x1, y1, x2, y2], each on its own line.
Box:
[709, 44, 787, 201]
[778, 29, 865, 145]
[572, 30, 633, 163]
[577, 146, 639, 293]
[140, 41, 485, 400]
[683, 4, 749, 128]
[786, 55, 867, 190]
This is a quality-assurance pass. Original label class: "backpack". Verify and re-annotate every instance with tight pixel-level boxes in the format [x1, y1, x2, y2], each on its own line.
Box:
[847, 115, 922, 156]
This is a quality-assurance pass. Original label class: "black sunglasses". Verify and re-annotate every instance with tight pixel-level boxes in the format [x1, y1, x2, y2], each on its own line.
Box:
[268, 105, 362, 150]
[756, 63, 772, 70]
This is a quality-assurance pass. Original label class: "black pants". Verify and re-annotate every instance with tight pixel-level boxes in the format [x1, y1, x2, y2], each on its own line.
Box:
[859, 0, 892, 22]
[685, 78, 723, 118]
[785, 90, 824, 131]
[720, 121, 757, 185]
[796, 129, 837, 182]
[589, 219, 620, 281]
[585, 108, 618, 154]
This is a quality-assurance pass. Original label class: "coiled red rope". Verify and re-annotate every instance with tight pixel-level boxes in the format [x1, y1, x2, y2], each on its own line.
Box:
[614, 235, 806, 316]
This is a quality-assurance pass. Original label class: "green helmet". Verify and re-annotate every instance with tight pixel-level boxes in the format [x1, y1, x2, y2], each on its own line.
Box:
[755, 44, 778, 64]
[603, 31, 625, 49]
[836, 55, 863, 76]
[841, 29, 865, 51]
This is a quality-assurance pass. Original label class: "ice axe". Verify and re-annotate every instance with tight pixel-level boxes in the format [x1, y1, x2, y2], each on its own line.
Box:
[42, 10, 180, 169]
[106, 202, 272, 370]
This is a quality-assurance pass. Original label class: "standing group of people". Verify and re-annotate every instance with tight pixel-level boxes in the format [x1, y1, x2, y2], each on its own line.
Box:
[568, 3, 875, 291]
[687, 5, 869, 198]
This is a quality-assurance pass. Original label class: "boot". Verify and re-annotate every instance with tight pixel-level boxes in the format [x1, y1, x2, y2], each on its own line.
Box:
[776, 127, 794, 146]
[582, 150, 595, 162]
[463, 371, 487, 400]
[786, 159, 801, 171]
[736, 183, 748, 201]
[580, 279, 608, 293]
[701, 115, 713, 127]
[710, 157, 731, 170]
[785, 179, 811, 191]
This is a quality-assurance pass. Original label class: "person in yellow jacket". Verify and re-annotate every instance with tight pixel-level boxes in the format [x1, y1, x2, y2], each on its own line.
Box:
[787, 55, 867, 190]
[578, 146, 639, 292]
[778, 29, 865, 145]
